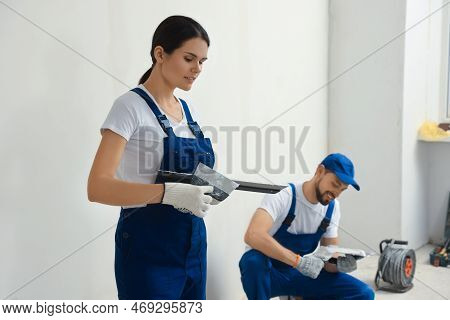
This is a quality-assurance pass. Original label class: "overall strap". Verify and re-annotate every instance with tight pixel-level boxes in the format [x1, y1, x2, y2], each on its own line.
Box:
[179, 98, 205, 138]
[281, 183, 297, 227]
[317, 200, 335, 233]
[131, 88, 173, 135]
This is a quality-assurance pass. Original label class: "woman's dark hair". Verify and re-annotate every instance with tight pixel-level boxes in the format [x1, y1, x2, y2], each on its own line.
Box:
[138, 16, 210, 84]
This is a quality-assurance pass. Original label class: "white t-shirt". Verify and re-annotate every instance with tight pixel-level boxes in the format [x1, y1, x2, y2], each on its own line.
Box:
[101, 85, 202, 208]
[246, 181, 341, 251]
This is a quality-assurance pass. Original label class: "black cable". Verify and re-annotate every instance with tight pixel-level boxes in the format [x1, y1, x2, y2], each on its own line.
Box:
[378, 245, 416, 289]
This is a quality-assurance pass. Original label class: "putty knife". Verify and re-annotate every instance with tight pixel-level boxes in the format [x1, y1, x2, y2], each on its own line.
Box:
[158, 163, 286, 202]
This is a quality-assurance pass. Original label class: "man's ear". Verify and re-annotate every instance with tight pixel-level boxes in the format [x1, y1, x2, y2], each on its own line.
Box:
[315, 164, 326, 178]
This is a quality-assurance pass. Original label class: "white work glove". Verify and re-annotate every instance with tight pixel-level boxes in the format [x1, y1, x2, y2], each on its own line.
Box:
[162, 183, 213, 218]
[295, 255, 325, 279]
[312, 246, 335, 262]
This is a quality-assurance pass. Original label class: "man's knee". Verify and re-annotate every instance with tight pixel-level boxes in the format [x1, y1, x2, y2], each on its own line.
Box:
[239, 250, 269, 275]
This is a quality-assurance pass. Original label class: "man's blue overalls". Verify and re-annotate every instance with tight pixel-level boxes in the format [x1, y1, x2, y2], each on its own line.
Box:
[239, 183, 374, 300]
[114, 88, 215, 300]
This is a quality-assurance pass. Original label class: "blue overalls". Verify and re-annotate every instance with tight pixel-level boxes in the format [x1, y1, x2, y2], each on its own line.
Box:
[114, 88, 215, 300]
[239, 183, 375, 300]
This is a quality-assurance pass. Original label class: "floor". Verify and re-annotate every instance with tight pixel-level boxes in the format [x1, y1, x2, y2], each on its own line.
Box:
[353, 244, 449, 300]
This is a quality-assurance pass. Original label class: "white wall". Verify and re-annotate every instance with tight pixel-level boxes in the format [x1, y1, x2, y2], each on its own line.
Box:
[328, 0, 406, 251]
[1, 0, 329, 299]
[401, 0, 447, 248]
[329, 0, 449, 251]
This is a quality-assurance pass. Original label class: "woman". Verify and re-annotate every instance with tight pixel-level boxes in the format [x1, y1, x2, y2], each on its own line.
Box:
[87, 16, 216, 300]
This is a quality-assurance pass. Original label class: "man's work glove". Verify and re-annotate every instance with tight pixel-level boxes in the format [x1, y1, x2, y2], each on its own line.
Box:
[295, 255, 324, 279]
[312, 246, 335, 262]
[336, 255, 357, 273]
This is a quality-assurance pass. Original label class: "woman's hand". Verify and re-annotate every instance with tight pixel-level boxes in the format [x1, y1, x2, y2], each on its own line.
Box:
[162, 183, 213, 217]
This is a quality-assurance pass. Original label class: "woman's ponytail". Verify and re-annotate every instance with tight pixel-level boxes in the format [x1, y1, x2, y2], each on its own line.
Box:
[138, 66, 153, 85]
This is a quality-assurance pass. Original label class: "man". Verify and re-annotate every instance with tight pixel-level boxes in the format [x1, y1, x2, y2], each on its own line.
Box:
[239, 153, 375, 300]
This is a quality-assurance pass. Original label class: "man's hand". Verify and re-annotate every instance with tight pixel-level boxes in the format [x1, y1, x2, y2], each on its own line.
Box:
[324, 261, 338, 273]
[295, 255, 324, 279]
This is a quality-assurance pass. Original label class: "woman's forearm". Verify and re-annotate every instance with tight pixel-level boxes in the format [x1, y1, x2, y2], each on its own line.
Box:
[88, 175, 164, 206]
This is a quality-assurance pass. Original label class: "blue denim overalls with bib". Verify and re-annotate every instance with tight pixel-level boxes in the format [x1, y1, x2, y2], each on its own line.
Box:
[239, 183, 374, 300]
[114, 88, 215, 300]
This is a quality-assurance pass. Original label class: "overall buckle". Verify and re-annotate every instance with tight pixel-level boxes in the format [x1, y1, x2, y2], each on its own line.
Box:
[319, 218, 330, 232]
[282, 215, 295, 226]
[157, 115, 171, 134]
[188, 121, 204, 137]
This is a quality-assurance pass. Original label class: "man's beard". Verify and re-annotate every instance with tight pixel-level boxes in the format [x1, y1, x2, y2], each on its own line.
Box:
[315, 184, 331, 206]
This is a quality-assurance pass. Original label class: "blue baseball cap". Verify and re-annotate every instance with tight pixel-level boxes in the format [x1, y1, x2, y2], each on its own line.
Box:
[321, 153, 360, 191]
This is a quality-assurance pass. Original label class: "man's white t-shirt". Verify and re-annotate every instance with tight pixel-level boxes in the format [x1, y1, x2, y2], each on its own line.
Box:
[246, 181, 341, 251]
[100, 85, 202, 208]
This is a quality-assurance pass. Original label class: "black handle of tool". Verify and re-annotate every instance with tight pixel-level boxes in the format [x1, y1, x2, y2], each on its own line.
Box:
[379, 239, 409, 253]
[158, 171, 286, 194]
[158, 171, 194, 184]
[234, 180, 286, 194]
